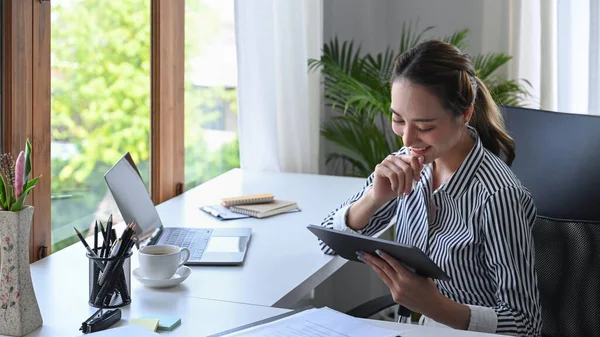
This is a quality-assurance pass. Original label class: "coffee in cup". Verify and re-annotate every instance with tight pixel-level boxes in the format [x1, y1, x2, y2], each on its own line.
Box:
[138, 245, 191, 280]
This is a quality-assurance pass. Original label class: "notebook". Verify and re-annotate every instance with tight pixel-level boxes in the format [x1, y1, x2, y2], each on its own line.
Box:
[221, 193, 275, 207]
[229, 200, 299, 218]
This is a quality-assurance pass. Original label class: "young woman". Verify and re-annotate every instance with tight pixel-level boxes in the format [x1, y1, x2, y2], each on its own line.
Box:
[318, 40, 542, 336]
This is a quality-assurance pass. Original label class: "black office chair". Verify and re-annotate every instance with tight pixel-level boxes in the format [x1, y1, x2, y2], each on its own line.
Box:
[532, 216, 600, 337]
[503, 106, 600, 221]
[503, 106, 600, 337]
[346, 106, 600, 336]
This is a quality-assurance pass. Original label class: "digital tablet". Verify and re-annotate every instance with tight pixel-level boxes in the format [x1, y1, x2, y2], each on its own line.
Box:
[307, 225, 450, 281]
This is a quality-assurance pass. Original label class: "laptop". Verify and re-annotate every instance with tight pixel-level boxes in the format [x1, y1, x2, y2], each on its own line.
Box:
[104, 153, 252, 265]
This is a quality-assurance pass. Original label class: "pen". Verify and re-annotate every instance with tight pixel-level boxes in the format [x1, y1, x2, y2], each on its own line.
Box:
[98, 239, 122, 286]
[94, 221, 98, 254]
[203, 206, 220, 218]
[104, 215, 113, 258]
[98, 221, 107, 257]
[73, 227, 104, 270]
[110, 239, 122, 258]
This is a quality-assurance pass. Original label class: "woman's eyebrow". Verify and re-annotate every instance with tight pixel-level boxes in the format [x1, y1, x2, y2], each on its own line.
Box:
[389, 108, 437, 122]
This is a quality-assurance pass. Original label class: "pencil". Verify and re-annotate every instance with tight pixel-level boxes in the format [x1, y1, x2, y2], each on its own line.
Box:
[94, 221, 98, 254]
[104, 215, 113, 258]
[73, 227, 104, 270]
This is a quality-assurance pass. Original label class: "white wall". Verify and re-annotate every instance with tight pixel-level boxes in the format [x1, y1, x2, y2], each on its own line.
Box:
[386, 0, 510, 56]
[324, 0, 510, 57]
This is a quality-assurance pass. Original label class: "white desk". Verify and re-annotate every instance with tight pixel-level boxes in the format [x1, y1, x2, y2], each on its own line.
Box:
[152, 169, 365, 307]
[9, 169, 504, 337]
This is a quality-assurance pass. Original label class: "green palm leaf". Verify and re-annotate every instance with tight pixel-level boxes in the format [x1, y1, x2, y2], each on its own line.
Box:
[473, 53, 512, 80]
[443, 28, 469, 50]
[321, 116, 401, 177]
[399, 21, 434, 53]
[487, 78, 532, 107]
[309, 24, 530, 177]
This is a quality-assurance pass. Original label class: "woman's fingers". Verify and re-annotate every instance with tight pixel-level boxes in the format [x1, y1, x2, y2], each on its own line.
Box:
[375, 162, 400, 192]
[390, 156, 414, 196]
[383, 160, 408, 195]
[409, 155, 423, 181]
[360, 252, 396, 287]
[377, 153, 424, 197]
[398, 155, 424, 195]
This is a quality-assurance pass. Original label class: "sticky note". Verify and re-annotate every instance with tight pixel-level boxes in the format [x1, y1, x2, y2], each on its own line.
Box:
[139, 315, 181, 331]
[130, 318, 159, 332]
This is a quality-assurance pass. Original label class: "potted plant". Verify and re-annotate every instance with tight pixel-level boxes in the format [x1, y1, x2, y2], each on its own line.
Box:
[309, 24, 531, 177]
[0, 139, 43, 336]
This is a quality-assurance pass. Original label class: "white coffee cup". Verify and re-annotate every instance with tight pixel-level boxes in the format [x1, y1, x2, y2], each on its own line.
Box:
[138, 245, 191, 280]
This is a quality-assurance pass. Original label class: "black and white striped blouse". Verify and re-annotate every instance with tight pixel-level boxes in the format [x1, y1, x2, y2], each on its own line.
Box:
[319, 128, 542, 337]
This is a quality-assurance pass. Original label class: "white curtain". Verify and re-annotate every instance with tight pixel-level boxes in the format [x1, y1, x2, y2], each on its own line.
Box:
[234, 0, 323, 173]
[509, 0, 600, 115]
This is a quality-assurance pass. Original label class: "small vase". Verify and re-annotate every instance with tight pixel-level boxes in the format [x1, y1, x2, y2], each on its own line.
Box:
[0, 206, 43, 336]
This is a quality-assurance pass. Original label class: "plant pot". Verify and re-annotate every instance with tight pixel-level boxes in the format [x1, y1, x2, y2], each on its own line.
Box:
[0, 206, 43, 336]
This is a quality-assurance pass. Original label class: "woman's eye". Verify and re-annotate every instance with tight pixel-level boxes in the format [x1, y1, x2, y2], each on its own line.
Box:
[417, 127, 434, 132]
[392, 120, 404, 124]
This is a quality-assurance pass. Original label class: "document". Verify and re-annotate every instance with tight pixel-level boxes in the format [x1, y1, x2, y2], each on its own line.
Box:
[220, 307, 408, 337]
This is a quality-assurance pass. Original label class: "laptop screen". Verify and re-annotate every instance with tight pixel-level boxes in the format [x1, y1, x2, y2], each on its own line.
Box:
[104, 153, 162, 240]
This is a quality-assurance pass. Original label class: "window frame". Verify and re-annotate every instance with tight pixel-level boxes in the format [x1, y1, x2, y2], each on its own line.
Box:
[2, 0, 185, 262]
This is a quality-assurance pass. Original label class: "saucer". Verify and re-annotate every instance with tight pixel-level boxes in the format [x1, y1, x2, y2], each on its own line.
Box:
[132, 266, 191, 288]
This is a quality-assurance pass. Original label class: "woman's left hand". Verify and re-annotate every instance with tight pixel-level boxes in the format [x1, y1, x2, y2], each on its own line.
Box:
[358, 249, 444, 316]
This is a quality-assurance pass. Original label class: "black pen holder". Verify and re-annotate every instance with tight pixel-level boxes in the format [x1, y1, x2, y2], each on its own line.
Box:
[87, 252, 132, 309]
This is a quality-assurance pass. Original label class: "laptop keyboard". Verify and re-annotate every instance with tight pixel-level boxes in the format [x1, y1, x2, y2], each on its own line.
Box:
[160, 228, 212, 261]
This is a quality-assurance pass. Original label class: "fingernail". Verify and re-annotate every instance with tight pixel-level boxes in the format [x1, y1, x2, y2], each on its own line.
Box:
[355, 251, 365, 258]
[356, 255, 365, 262]
[375, 249, 383, 257]
[418, 156, 424, 166]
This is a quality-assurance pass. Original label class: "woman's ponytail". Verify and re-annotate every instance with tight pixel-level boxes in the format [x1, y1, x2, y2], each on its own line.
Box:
[470, 77, 515, 165]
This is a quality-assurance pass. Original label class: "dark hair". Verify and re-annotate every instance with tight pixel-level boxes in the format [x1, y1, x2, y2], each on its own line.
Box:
[390, 40, 515, 165]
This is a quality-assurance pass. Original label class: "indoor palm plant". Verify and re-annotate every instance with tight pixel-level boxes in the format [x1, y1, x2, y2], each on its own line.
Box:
[308, 24, 531, 177]
[0, 139, 43, 336]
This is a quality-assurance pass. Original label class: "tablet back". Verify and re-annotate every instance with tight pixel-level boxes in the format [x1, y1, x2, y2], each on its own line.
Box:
[308, 225, 450, 281]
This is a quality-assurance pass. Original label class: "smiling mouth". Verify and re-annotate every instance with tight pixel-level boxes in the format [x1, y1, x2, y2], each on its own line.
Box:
[410, 146, 431, 155]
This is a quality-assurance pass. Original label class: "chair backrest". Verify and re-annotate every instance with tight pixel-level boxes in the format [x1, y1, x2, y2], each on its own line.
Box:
[503, 106, 600, 336]
[532, 216, 600, 337]
[501, 106, 600, 221]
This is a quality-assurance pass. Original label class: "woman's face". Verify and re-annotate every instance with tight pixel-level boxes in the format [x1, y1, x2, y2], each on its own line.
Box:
[390, 79, 467, 164]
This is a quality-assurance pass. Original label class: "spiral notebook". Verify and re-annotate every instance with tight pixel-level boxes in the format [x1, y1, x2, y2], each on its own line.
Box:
[221, 193, 275, 207]
[229, 200, 299, 219]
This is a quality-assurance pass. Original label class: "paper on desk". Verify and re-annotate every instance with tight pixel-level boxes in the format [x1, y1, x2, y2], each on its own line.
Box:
[222, 307, 407, 337]
[80, 324, 159, 336]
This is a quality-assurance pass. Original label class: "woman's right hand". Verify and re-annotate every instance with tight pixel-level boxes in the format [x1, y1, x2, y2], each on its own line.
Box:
[369, 154, 424, 205]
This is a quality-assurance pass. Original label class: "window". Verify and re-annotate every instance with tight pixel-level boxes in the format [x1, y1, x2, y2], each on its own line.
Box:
[4, 0, 186, 260]
[50, 0, 151, 251]
[184, 0, 239, 190]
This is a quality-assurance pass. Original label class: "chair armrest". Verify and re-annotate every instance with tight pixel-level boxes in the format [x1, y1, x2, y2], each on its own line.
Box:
[345, 294, 397, 318]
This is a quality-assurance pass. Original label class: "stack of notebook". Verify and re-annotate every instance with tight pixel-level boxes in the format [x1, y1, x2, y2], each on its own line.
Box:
[221, 193, 300, 219]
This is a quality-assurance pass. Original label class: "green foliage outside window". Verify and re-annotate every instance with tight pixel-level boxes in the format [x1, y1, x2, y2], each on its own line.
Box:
[51, 0, 240, 252]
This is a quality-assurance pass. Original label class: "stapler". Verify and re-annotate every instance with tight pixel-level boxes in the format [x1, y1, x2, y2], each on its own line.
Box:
[80, 308, 121, 334]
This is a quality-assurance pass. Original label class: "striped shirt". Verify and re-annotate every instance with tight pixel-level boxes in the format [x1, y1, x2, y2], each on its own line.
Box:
[319, 128, 542, 336]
